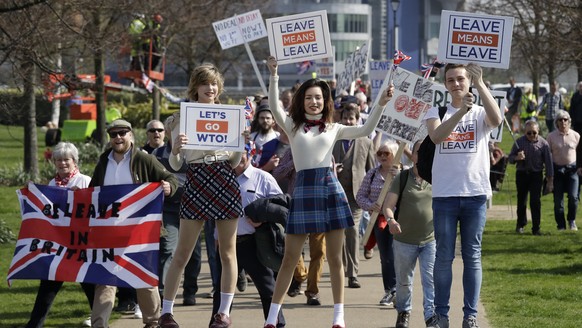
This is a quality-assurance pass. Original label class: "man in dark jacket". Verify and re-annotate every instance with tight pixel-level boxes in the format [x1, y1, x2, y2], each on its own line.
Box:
[89, 119, 178, 328]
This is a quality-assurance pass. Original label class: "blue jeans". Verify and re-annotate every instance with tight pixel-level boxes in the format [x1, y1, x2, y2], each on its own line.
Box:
[374, 221, 396, 293]
[552, 164, 579, 229]
[432, 196, 487, 319]
[393, 240, 436, 320]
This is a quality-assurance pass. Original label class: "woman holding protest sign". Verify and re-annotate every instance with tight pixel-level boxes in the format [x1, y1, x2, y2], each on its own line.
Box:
[263, 56, 394, 328]
[25, 141, 95, 328]
[159, 63, 244, 328]
[355, 140, 400, 307]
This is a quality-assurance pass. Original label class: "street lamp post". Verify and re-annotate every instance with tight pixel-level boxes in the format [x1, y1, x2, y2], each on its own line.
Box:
[391, 0, 401, 56]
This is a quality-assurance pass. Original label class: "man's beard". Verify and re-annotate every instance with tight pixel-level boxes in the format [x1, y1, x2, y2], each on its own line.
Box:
[259, 126, 272, 135]
[113, 142, 131, 154]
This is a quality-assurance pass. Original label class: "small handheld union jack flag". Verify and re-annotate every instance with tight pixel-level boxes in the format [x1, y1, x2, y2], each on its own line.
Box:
[393, 50, 411, 65]
[244, 97, 253, 130]
[421, 63, 433, 79]
[296, 60, 314, 75]
[244, 97, 253, 119]
[141, 73, 154, 93]
[421, 59, 446, 79]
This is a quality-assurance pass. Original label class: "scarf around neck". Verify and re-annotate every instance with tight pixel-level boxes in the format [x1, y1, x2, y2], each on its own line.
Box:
[54, 166, 79, 187]
[303, 113, 326, 133]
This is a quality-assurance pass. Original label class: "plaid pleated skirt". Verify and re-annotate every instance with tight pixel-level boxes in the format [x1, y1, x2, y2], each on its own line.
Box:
[180, 161, 243, 221]
[287, 167, 354, 234]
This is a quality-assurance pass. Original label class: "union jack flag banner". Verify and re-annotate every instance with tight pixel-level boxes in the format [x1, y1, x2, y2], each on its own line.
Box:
[7, 182, 163, 288]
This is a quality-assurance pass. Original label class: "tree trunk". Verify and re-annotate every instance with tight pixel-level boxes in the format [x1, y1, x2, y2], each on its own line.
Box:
[93, 10, 107, 146]
[152, 81, 160, 120]
[22, 60, 38, 180]
[51, 43, 62, 126]
[94, 53, 106, 145]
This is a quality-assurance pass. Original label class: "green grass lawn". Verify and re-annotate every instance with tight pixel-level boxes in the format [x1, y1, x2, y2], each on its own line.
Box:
[0, 125, 115, 327]
[482, 220, 582, 328]
[0, 125, 46, 164]
[1, 124, 582, 327]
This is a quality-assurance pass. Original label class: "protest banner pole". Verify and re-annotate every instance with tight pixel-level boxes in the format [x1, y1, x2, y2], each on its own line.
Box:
[503, 116, 519, 149]
[243, 41, 268, 96]
[362, 141, 407, 245]
[234, 15, 268, 96]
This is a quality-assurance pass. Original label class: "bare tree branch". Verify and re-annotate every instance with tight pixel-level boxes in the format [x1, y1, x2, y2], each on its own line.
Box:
[0, 0, 48, 13]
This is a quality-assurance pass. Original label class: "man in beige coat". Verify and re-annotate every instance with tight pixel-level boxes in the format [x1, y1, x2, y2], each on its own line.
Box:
[332, 104, 377, 288]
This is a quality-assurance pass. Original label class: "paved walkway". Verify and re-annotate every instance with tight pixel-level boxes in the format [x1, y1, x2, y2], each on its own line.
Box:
[112, 240, 493, 328]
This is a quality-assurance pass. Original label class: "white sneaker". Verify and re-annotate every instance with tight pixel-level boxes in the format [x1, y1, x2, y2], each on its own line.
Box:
[133, 304, 143, 319]
[82, 317, 91, 327]
[569, 221, 578, 231]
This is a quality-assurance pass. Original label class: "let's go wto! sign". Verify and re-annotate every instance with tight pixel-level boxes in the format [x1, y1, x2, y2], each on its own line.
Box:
[179, 103, 245, 152]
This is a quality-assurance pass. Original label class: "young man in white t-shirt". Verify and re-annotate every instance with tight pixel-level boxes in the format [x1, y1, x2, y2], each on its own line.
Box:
[422, 63, 502, 328]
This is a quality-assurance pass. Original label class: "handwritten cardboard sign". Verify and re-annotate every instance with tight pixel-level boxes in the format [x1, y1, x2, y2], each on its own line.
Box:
[212, 10, 267, 50]
[179, 103, 245, 151]
[336, 43, 369, 93]
[376, 66, 507, 143]
[351, 43, 368, 83]
[437, 10, 514, 69]
[266, 10, 333, 65]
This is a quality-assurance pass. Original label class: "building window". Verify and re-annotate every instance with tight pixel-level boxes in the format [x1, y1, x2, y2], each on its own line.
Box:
[332, 40, 365, 61]
[329, 14, 338, 32]
[328, 14, 368, 33]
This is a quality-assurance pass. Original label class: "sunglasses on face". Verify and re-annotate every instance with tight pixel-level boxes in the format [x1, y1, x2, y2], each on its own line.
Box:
[558, 118, 570, 122]
[108, 130, 129, 138]
[526, 131, 538, 136]
[376, 151, 392, 157]
[148, 128, 165, 133]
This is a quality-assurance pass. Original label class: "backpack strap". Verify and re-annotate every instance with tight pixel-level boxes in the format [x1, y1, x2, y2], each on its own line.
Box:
[393, 169, 409, 221]
[438, 106, 447, 121]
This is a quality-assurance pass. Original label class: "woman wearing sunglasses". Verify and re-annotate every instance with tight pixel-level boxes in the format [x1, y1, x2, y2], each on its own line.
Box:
[356, 141, 400, 307]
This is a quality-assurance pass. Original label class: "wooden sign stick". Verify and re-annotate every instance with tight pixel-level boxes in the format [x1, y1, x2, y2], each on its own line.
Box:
[362, 141, 406, 245]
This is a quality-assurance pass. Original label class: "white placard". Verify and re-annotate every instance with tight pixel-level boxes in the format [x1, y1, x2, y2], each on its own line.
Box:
[212, 10, 267, 50]
[369, 60, 391, 104]
[376, 66, 507, 143]
[437, 10, 514, 69]
[266, 10, 333, 65]
[315, 53, 335, 81]
[179, 103, 245, 151]
[336, 43, 369, 93]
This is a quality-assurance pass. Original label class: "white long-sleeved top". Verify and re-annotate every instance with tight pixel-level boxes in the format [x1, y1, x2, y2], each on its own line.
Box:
[268, 75, 385, 172]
